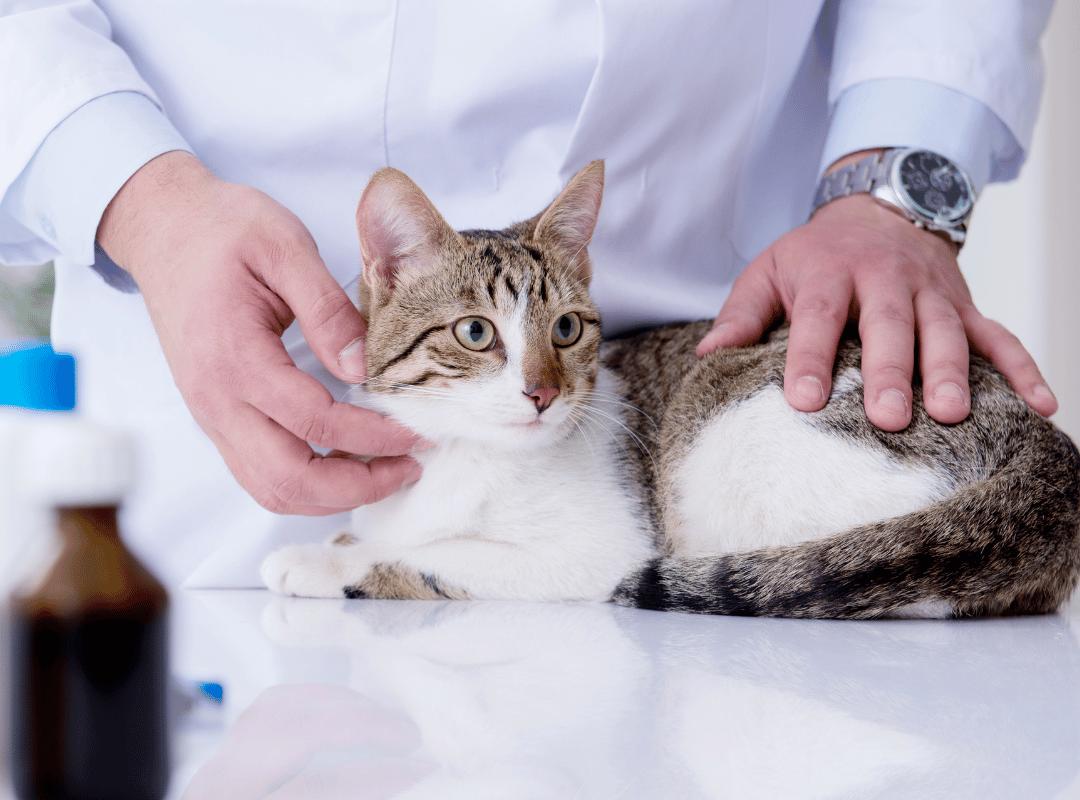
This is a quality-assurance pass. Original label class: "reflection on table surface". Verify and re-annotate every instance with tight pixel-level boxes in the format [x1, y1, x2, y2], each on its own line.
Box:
[169, 591, 1080, 800]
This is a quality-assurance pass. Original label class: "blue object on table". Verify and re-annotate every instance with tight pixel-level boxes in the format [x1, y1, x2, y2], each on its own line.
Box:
[197, 681, 225, 704]
[0, 340, 76, 411]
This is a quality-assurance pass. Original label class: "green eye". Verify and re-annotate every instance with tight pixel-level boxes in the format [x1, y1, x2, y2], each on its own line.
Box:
[551, 313, 582, 347]
[453, 317, 496, 351]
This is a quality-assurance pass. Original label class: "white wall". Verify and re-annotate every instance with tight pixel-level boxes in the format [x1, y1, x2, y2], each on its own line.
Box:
[958, 0, 1080, 442]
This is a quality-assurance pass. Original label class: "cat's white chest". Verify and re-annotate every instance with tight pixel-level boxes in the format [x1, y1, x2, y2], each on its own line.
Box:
[356, 444, 502, 543]
[349, 398, 655, 600]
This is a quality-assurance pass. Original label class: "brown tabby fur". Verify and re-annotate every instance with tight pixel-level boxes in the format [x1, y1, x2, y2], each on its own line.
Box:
[608, 323, 1080, 617]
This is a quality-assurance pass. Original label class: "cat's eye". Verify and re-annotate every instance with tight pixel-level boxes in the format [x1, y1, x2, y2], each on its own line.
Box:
[453, 317, 497, 351]
[551, 313, 582, 347]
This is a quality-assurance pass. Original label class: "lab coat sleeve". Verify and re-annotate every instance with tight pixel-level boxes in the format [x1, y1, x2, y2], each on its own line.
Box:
[822, 0, 1054, 188]
[0, 2, 191, 268]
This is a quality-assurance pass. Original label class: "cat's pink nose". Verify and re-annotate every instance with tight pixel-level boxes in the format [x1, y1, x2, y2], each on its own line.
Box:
[525, 385, 559, 413]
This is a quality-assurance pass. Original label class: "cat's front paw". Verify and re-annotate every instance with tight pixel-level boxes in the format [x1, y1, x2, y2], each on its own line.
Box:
[261, 543, 371, 598]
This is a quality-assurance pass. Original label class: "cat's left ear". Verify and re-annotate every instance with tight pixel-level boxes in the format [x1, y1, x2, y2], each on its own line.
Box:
[532, 160, 604, 284]
[356, 168, 459, 309]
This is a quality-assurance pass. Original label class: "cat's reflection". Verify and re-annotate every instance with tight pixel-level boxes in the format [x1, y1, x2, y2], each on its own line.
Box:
[186, 600, 1080, 799]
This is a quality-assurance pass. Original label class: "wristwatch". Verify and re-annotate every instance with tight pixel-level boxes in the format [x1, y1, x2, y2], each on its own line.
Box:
[811, 148, 976, 247]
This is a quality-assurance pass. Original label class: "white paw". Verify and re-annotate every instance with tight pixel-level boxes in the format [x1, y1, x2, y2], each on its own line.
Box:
[260, 543, 371, 598]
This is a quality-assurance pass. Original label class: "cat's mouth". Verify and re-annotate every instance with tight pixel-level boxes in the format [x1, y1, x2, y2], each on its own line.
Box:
[504, 402, 567, 432]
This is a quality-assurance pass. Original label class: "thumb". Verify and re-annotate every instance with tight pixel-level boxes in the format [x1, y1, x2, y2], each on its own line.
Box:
[696, 249, 783, 357]
[273, 247, 369, 383]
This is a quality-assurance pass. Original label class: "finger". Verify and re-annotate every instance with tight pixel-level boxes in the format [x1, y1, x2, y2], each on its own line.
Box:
[782, 271, 853, 412]
[235, 334, 425, 456]
[259, 228, 370, 383]
[961, 307, 1059, 417]
[208, 431, 352, 515]
[856, 282, 915, 431]
[249, 364, 424, 457]
[914, 291, 971, 424]
[205, 407, 422, 514]
[696, 251, 783, 357]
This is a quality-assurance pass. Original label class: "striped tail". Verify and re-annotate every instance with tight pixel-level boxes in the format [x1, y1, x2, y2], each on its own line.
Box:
[613, 429, 1080, 619]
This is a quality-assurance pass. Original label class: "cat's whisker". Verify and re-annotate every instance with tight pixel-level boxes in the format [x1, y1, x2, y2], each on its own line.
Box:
[582, 391, 658, 432]
[569, 415, 599, 461]
[578, 403, 657, 475]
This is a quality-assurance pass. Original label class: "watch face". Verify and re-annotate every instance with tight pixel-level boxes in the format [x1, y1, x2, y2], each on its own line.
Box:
[896, 151, 974, 223]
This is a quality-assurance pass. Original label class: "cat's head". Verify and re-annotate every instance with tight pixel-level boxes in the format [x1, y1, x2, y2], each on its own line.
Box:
[354, 161, 605, 449]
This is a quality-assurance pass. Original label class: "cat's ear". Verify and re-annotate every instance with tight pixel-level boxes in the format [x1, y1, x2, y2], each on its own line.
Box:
[356, 168, 458, 309]
[532, 160, 604, 284]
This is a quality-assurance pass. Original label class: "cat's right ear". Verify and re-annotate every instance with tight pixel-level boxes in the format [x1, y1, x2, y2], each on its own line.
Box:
[532, 160, 604, 285]
[356, 169, 458, 309]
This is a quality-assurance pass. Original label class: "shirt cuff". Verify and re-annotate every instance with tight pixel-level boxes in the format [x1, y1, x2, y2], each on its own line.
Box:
[818, 79, 1024, 194]
[0, 91, 192, 270]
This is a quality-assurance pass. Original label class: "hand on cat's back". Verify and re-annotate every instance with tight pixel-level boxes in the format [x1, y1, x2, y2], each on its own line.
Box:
[697, 191, 1058, 432]
[96, 151, 425, 514]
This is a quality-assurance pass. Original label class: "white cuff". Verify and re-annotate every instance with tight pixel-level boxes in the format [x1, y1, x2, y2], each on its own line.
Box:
[0, 91, 192, 269]
[818, 79, 1023, 194]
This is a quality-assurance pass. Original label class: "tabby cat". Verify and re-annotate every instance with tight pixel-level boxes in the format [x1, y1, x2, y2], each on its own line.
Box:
[262, 161, 1080, 619]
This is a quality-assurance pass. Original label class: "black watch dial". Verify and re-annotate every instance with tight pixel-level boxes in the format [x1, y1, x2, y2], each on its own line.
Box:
[897, 151, 974, 224]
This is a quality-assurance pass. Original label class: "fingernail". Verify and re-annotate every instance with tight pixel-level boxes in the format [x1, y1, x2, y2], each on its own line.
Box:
[411, 438, 437, 453]
[1033, 384, 1057, 405]
[696, 325, 726, 358]
[932, 381, 968, 407]
[877, 389, 909, 416]
[794, 376, 825, 405]
[339, 338, 366, 382]
[403, 460, 423, 487]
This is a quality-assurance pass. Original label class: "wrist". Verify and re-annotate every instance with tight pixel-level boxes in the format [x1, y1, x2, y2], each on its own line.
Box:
[813, 148, 973, 251]
[96, 151, 215, 283]
[812, 192, 960, 255]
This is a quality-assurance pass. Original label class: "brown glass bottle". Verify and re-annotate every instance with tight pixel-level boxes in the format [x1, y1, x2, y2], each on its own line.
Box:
[9, 505, 170, 800]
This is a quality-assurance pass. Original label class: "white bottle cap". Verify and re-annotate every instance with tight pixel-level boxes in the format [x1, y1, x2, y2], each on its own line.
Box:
[17, 418, 136, 506]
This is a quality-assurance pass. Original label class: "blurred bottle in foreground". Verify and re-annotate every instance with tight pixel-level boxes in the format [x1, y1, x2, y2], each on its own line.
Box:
[3, 342, 170, 800]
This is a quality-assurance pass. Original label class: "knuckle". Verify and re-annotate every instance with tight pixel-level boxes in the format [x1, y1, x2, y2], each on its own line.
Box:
[292, 409, 336, 448]
[862, 301, 914, 329]
[919, 306, 963, 331]
[265, 468, 311, 508]
[231, 468, 295, 514]
[304, 288, 355, 335]
[786, 350, 836, 382]
[255, 489, 293, 515]
[923, 354, 968, 381]
[867, 363, 912, 386]
[795, 294, 848, 325]
[247, 214, 314, 271]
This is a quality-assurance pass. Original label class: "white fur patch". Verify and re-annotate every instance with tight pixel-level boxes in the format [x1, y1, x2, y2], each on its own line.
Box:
[887, 599, 955, 619]
[265, 368, 654, 601]
[668, 385, 951, 555]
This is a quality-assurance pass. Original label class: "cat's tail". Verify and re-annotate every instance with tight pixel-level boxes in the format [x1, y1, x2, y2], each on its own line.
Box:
[612, 427, 1080, 620]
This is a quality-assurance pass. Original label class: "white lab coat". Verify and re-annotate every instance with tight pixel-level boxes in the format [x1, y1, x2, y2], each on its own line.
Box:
[0, 0, 1052, 587]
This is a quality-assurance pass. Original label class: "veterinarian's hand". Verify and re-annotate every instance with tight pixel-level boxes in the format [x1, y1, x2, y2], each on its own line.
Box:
[697, 155, 1057, 431]
[97, 151, 424, 514]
